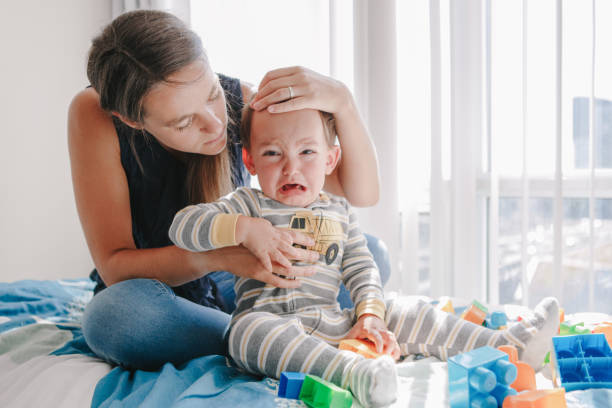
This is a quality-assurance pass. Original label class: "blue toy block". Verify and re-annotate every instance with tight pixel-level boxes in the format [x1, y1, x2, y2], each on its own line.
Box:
[486, 311, 507, 329]
[448, 346, 518, 408]
[299, 375, 352, 408]
[552, 333, 612, 391]
[278, 372, 306, 399]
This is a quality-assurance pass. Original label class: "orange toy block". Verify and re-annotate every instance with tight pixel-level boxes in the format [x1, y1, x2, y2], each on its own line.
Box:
[437, 296, 455, 314]
[557, 308, 565, 334]
[502, 388, 567, 408]
[461, 304, 487, 325]
[498, 345, 536, 392]
[592, 322, 612, 347]
[338, 339, 382, 359]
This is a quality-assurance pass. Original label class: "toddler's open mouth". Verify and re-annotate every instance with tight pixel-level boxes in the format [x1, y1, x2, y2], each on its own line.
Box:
[281, 184, 306, 192]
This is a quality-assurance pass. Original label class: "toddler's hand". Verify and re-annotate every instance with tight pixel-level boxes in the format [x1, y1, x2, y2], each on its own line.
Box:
[344, 315, 401, 361]
[236, 216, 316, 272]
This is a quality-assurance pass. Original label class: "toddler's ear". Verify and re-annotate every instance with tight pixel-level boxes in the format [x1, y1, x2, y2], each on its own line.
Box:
[242, 147, 257, 175]
[325, 145, 341, 175]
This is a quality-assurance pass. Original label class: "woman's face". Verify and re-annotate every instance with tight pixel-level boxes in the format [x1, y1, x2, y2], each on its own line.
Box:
[140, 59, 228, 155]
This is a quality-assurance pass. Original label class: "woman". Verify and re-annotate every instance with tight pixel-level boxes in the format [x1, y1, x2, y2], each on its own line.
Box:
[69, 10, 381, 370]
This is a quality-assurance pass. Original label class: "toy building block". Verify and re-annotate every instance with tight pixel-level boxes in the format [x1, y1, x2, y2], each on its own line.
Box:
[437, 296, 455, 314]
[497, 345, 536, 392]
[338, 339, 382, 359]
[502, 388, 567, 408]
[298, 375, 352, 408]
[557, 308, 565, 334]
[559, 322, 590, 336]
[592, 322, 612, 348]
[278, 372, 306, 399]
[448, 346, 518, 408]
[461, 301, 488, 326]
[551, 333, 612, 391]
[486, 311, 508, 330]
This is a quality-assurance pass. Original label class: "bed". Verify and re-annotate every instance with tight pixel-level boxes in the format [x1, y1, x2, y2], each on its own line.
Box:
[1, 278, 610, 407]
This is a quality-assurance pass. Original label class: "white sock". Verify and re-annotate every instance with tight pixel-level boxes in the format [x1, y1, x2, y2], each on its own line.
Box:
[506, 297, 559, 371]
[346, 355, 398, 407]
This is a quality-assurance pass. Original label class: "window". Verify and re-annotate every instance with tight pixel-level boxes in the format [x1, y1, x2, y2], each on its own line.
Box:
[396, 0, 612, 313]
[190, 0, 331, 86]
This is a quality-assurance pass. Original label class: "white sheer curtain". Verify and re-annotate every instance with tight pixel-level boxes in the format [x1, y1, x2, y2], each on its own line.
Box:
[394, 0, 611, 314]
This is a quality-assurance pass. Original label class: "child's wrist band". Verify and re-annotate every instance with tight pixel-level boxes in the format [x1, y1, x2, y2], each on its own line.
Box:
[210, 213, 241, 247]
[356, 298, 386, 321]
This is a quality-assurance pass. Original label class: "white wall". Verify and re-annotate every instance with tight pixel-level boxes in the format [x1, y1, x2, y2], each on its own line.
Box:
[0, 1, 112, 282]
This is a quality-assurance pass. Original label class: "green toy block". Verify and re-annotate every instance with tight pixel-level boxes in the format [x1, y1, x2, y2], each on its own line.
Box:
[472, 299, 489, 314]
[559, 322, 590, 336]
[298, 375, 353, 408]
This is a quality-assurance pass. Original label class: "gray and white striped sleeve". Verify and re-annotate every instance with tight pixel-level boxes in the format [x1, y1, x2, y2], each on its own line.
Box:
[340, 200, 386, 320]
[168, 187, 261, 252]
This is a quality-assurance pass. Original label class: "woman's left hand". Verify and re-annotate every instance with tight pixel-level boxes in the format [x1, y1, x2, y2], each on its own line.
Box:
[250, 66, 350, 115]
[343, 314, 401, 361]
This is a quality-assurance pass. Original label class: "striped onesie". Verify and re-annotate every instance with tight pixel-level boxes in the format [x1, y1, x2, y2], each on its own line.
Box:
[169, 186, 555, 391]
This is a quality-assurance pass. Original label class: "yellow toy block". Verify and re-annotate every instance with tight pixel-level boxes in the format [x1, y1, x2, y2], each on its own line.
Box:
[338, 339, 382, 359]
[437, 296, 454, 314]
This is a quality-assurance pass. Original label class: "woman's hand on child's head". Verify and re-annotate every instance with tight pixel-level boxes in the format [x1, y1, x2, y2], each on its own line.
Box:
[250, 66, 350, 115]
[344, 314, 401, 361]
[235, 216, 318, 272]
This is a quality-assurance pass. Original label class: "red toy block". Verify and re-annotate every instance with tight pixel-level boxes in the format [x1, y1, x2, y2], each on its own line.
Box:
[338, 339, 382, 359]
[498, 345, 536, 392]
[502, 388, 567, 408]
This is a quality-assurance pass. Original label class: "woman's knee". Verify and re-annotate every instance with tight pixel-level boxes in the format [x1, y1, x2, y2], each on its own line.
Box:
[81, 278, 177, 369]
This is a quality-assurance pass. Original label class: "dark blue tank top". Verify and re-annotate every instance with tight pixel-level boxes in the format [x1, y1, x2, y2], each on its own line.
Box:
[89, 74, 248, 309]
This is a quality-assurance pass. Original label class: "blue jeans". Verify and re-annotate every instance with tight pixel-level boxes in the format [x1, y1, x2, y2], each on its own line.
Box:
[82, 234, 390, 370]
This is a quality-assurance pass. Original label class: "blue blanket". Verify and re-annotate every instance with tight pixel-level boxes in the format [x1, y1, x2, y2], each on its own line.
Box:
[1, 278, 611, 407]
[0, 278, 289, 408]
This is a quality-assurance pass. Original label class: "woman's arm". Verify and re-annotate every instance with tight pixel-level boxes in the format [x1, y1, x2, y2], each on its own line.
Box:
[248, 67, 380, 207]
[323, 93, 380, 206]
[169, 189, 317, 273]
[68, 88, 308, 288]
[68, 88, 212, 287]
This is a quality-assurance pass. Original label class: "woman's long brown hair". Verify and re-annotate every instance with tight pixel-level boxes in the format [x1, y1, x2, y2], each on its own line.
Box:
[87, 9, 231, 204]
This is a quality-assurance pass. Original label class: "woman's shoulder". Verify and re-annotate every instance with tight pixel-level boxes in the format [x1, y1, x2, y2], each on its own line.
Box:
[68, 87, 117, 147]
[69, 88, 104, 118]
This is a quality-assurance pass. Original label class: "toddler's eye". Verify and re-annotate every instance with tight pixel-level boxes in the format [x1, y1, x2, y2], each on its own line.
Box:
[263, 150, 280, 156]
[301, 149, 315, 155]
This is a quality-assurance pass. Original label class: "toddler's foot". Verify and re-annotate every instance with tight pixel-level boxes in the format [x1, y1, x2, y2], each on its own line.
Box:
[348, 355, 397, 407]
[506, 297, 559, 371]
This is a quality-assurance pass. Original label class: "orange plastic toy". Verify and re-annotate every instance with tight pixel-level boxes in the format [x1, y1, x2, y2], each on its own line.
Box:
[338, 339, 382, 359]
[497, 345, 536, 392]
[557, 308, 565, 334]
[592, 322, 612, 347]
[502, 388, 567, 408]
[461, 302, 487, 325]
